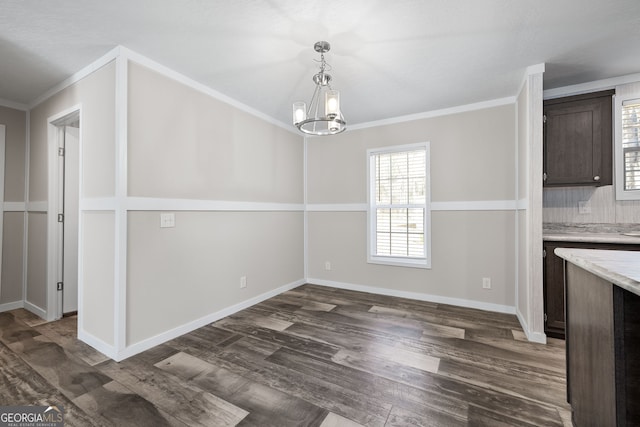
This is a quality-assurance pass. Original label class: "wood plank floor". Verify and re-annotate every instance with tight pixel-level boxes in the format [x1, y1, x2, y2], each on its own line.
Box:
[0, 284, 572, 426]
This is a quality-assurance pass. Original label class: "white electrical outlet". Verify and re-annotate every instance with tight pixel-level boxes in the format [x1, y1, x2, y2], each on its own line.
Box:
[160, 212, 175, 228]
[240, 276, 247, 288]
[578, 200, 591, 214]
[482, 277, 491, 289]
[325, 261, 331, 270]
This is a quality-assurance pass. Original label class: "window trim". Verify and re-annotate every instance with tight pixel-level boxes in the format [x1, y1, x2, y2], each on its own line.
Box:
[366, 142, 431, 269]
[615, 91, 640, 200]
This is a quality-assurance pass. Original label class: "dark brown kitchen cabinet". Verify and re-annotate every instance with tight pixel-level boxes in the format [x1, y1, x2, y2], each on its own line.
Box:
[543, 241, 640, 339]
[543, 90, 614, 187]
[543, 242, 567, 338]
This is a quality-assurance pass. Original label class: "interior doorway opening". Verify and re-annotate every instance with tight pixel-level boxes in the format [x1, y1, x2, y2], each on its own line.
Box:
[50, 110, 80, 319]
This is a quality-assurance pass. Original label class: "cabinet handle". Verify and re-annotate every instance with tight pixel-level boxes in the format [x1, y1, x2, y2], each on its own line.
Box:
[594, 175, 600, 181]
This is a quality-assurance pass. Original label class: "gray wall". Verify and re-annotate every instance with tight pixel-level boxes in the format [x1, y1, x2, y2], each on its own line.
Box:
[125, 61, 304, 347]
[29, 61, 116, 336]
[0, 106, 26, 307]
[306, 104, 518, 309]
[23, 55, 304, 357]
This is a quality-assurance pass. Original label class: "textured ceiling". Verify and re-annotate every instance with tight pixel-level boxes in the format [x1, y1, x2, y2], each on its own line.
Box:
[1, 0, 640, 127]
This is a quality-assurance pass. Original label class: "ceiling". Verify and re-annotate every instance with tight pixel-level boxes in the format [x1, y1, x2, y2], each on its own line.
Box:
[2, 0, 640, 127]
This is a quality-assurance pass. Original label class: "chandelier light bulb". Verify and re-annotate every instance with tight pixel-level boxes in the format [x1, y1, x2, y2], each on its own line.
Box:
[293, 101, 306, 124]
[325, 90, 340, 119]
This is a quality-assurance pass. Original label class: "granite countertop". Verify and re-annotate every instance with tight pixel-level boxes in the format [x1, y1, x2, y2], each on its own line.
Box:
[554, 248, 640, 297]
[543, 223, 640, 245]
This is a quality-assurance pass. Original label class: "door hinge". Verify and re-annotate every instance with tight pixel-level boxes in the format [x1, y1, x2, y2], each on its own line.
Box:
[57, 282, 63, 291]
[57, 213, 64, 223]
[58, 147, 65, 156]
[543, 172, 548, 181]
[544, 313, 548, 323]
[543, 249, 546, 258]
[543, 114, 547, 124]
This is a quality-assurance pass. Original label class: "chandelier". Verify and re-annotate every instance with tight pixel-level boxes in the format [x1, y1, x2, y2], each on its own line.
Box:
[292, 41, 346, 136]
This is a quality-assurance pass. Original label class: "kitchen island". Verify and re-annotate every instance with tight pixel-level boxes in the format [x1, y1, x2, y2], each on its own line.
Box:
[554, 248, 640, 427]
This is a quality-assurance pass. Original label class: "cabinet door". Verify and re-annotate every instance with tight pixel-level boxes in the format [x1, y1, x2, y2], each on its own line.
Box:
[543, 91, 613, 187]
[544, 98, 603, 186]
[543, 243, 566, 338]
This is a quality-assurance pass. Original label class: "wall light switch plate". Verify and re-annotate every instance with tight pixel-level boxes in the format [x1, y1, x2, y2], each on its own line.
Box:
[160, 212, 175, 228]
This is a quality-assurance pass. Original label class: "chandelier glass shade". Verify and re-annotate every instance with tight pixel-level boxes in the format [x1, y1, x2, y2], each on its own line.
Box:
[292, 41, 346, 136]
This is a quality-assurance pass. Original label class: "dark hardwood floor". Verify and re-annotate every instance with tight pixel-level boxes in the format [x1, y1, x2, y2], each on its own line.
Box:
[0, 284, 571, 426]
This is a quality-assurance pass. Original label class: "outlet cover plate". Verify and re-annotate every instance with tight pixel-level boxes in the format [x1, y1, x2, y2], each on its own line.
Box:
[160, 212, 175, 228]
[578, 201, 591, 214]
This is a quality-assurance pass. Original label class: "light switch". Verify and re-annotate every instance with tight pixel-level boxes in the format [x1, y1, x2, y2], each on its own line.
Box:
[160, 212, 175, 228]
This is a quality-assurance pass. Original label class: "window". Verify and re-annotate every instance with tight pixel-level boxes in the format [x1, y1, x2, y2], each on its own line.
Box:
[367, 142, 431, 268]
[615, 85, 640, 200]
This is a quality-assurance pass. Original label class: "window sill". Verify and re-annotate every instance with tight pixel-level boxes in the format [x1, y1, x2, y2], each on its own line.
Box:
[367, 256, 431, 269]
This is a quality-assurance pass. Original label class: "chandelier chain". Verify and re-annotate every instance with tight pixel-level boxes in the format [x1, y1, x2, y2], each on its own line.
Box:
[313, 53, 332, 74]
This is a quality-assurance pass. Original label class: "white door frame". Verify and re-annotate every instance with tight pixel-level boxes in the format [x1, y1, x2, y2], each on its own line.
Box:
[0, 125, 5, 304]
[46, 106, 82, 321]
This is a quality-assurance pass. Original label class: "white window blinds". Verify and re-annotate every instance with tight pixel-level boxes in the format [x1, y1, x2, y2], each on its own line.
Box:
[622, 99, 640, 191]
[369, 145, 429, 265]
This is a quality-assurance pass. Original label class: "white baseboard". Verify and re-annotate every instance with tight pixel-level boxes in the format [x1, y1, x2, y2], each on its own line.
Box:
[78, 329, 118, 361]
[114, 278, 305, 361]
[526, 331, 547, 344]
[23, 300, 47, 319]
[307, 278, 517, 315]
[0, 300, 24, 312]
[515, 307, 547, 344]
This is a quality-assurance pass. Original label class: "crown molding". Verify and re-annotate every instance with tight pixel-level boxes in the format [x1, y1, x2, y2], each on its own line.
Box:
[0, 98, 29, 111]
[29, 46, 121, 109]
[544, 71, 640, 100]
[349, 96, 516, 131]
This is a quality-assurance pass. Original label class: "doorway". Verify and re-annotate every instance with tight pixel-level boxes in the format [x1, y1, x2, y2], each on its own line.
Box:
[51, 111, 80, 318]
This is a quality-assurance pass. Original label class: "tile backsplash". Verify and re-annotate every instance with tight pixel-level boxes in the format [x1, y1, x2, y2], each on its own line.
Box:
[543, 185, 640, 224]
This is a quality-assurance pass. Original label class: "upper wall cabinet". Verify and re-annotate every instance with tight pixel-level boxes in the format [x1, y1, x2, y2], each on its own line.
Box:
[543, 90, 614, 187]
